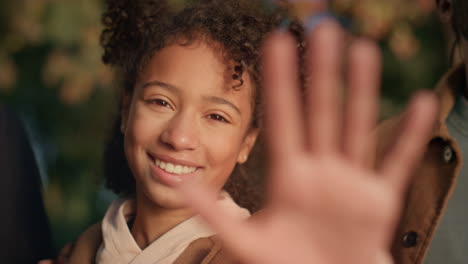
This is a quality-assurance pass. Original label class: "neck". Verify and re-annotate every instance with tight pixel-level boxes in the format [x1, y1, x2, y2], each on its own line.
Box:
[130, 192, 194, 249]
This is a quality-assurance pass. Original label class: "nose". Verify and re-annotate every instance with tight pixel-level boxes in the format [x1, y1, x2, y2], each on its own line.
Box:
[160, 112, 199, 151]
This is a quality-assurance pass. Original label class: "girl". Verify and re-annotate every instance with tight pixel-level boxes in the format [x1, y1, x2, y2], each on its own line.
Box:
[66, 0, 290, 263]
[48, 0, 438, 263]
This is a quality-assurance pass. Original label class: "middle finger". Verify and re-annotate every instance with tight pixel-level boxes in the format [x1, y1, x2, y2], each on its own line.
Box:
[306, 22, 344, 155]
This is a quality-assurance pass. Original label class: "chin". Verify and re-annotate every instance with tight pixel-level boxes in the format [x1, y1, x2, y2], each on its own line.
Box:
[141, 181, 189, 210]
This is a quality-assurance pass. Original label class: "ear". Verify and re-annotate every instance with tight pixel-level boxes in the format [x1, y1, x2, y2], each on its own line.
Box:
[120, 93, 132, 134]
[237, 128, 259, 164]
[436, 0, 453, 23]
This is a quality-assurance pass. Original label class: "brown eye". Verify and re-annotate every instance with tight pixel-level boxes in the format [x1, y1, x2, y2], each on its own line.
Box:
[147, 99, 171, 108]
[209, 114, 229, 123]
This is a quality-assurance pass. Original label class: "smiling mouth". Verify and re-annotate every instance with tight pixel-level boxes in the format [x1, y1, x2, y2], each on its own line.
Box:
[147, 153, 199, 175]
[155, 158, 197, 175]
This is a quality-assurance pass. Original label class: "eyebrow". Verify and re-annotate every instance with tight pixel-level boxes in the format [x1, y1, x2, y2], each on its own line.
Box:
[202, 96, 241, 115]
[141, 80, 241, 114]
[141, 80, 178, 91]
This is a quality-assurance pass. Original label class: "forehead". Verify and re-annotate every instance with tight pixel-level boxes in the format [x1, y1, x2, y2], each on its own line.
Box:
[136, 40, 254, 101]
[144, 42, 224, 84]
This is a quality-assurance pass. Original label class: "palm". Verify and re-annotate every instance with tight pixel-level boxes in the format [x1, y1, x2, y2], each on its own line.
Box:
[252, 158, 398, 264]
[178, 23, 437, 264]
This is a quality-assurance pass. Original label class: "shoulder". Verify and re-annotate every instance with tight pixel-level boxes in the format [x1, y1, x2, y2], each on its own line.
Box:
[68, 222, 102, 264]
[174, 235, 239, 264]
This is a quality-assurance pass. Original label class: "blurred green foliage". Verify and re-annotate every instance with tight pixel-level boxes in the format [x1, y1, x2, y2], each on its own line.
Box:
[0, 0, 115, 249]
[0, 0, 450, 251]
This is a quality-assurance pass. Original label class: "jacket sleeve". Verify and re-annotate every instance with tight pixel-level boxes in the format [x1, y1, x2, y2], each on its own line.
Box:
[68, 222, 103, 264]
[0, 104, 54, 263]
[200, 236, 240, 264]
[173, 236, 240, 264]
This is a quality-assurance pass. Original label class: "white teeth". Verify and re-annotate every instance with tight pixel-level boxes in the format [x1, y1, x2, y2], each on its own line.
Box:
[155, 158, 197, 175]
[183, 166, 196, 174]
[166, 163, 174, 171]
[174, 165, 182, 174]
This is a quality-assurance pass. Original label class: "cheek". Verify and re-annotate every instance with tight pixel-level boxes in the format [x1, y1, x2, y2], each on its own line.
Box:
[127, 117, 157, 146]
[124, 105, 165, 171]
[202, 129, 245, 185]
[127, 101, 170, 142]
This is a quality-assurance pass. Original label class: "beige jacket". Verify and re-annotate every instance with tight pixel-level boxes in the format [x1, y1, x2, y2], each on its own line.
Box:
[68, 194, 247, 264]
[377, 65, 466, 264]
[68, 224, 235, 264]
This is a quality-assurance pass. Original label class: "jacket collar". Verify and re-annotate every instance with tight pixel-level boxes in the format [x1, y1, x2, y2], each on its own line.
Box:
[96, 192, 250, 264]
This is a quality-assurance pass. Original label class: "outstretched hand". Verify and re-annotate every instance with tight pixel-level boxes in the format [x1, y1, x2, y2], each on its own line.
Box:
[178, 23, 438, 264]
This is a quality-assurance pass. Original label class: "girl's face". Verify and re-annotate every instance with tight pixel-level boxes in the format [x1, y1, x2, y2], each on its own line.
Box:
[122, 40, 258, 209]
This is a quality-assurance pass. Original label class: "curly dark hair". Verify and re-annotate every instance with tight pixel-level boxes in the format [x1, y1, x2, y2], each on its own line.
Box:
[452, 0, 468, 41]
[101, 0, 304, 212]
[437, 0, 468, 64]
